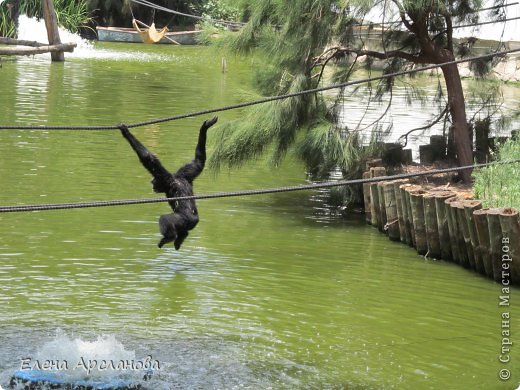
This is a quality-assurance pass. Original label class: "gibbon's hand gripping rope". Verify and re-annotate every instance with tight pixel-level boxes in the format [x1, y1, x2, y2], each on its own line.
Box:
[0, 48, 519, 131]
[0, 159, 518, 213]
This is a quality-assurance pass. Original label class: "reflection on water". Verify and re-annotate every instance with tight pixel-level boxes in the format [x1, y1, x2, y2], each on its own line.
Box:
[0, 45, 519, 389]
[336, 77, 520, 159]
[17, 16, 175, 62]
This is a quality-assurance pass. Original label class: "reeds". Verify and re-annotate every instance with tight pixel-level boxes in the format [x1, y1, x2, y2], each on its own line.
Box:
[0, 0, 92, 37]
[473, 137, 520, 209]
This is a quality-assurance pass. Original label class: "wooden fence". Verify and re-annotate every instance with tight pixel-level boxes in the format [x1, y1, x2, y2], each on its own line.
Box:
[363, 167, 519, 285]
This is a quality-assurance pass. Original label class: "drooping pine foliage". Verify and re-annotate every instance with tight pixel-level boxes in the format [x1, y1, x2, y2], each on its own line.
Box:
[210, 0, 381, 184]
[210, 0, 511, 186]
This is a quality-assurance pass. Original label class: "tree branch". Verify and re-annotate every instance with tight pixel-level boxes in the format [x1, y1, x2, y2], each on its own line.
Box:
[314, 46, 433, 65]
[398, 105, 449, 147]
[390, 0, 414, 32]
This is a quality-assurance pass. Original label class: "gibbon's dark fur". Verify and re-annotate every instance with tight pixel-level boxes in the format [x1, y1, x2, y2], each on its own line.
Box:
[119, 117, 217, 249]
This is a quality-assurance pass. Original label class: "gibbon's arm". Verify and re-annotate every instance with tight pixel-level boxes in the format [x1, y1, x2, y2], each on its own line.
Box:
[119, 124, 170, 178]
[175, 116, 218, 181]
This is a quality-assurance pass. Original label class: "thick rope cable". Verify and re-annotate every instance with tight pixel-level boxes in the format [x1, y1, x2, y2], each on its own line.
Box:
[453, 15, 520, 29]
[1, 48, 519, 131]
[130, 0, 245, 27]
[1, 159, 518, 213]
[134, 0, 517, 31]
[355, 2, 519, 28]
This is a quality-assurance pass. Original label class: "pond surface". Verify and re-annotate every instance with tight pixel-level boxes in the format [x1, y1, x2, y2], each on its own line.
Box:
[0, 43, 519, 389]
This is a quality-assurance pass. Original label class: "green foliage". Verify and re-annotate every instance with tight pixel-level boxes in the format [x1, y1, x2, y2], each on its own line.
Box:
[21, 0, 93, 33]
[201, 0, 239, 23]
[54, 0, 93, 33]
[18, 0, 40, 17]
[473, 137, 520, 208]
[209, 0, 360, 178]
[0, 2, 16, 38]
[295, 122, 382, 179]
[209, 0, 508, 204]
[0, 0, 93, 36]
[210, 72, 319, 170]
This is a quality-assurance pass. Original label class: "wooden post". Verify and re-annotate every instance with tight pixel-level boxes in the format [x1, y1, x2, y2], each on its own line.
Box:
[430, 135, 447, 160]
[42, 0, 64, 62]
[404, 185, 422, 247]
[377, 182, 387, 232]
[473, 208, 494, 278]
[399, 183, 414, 246]
[369, 167, 386, 228]
[499, 208, 520, 285]
[370, 182, 380, 227]
[434, 191, 455, 260]
[383, 181, 400, 241]
[393, 179, 409, 243]
[423, 193, 441, 259]
[445, 197, 462, 263]
[362, 171, 371, 224]
[464, 200, 484, 274]
[401, 149, 413, 165]
[455, 202, 474, 269]
[394, 181, 405, 242]
[409, 189, 428, 255]
[420, 145, 435, 164]
[487, 208, 504, 282]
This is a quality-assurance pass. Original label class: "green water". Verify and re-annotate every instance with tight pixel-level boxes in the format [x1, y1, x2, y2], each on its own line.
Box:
[0, 44, 519, 389]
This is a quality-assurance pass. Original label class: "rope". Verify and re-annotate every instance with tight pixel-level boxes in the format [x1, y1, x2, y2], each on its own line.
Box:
[1, 159, 518, 213]
[134, 0, 517, 31]
[1, 48, 519, 131]
[384, 219, 399, 231]
[452, 15, 520, 30]
[130, 0, 245, 27]
[355, 2, 519, 28]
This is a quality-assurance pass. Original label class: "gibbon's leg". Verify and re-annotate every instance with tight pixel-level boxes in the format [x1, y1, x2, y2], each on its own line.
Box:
[158, 214, 178, 248]
[173, 210, 199, 250]
[174, 231, 189, 251]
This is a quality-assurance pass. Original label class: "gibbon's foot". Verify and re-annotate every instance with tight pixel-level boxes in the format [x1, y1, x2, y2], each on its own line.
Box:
[203, 116, 218, 128]
[158, 237, 174, 248]
[174, 231, 189, 250]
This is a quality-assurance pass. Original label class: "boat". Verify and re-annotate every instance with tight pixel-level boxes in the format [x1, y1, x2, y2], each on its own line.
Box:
[96, 25, 200, 45]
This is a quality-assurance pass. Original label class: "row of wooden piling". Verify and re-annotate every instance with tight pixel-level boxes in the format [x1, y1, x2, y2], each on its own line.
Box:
[362, 167, 519, 285]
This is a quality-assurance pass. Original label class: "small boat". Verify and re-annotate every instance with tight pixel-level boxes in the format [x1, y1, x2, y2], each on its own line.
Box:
[96, 25, 200, 45]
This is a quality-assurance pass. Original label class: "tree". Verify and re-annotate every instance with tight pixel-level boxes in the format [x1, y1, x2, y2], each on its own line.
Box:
[210, 0, 509, 184]
[210, 0, 381, 199]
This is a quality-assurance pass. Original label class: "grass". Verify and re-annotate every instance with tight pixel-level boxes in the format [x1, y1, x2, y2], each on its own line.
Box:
[0, 2, 16, 38]
[473, 136, 520, 208]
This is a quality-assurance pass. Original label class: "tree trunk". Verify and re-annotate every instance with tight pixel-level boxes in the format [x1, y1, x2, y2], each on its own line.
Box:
[440, 56, 473, 183]
[412, 18, 473, 183]
[42, 0, 64, 62]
